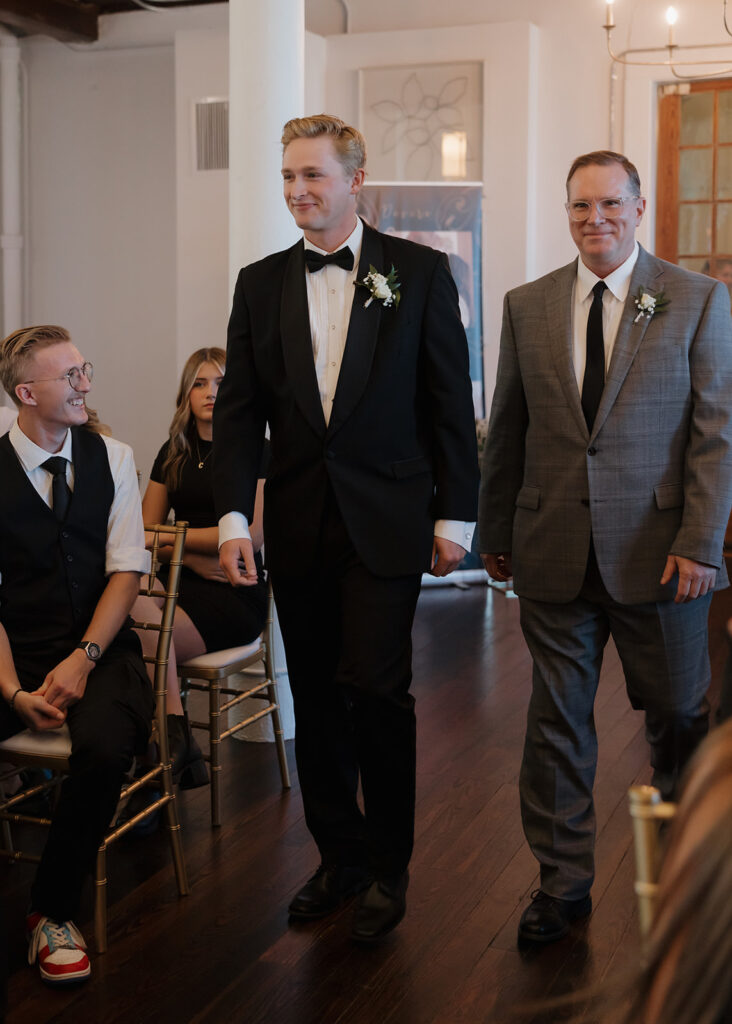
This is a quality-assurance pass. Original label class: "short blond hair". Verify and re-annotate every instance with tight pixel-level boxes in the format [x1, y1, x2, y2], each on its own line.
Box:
[0, 324, 71, 406]
[281, 114, 366, 177]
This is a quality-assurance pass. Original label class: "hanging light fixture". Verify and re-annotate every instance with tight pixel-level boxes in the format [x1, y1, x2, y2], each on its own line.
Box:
[603, 0, 732, 79]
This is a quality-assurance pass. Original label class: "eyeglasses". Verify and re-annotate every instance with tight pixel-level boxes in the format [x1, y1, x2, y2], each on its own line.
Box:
[565, 196, 642, 222]
[23, 361, 94, 391]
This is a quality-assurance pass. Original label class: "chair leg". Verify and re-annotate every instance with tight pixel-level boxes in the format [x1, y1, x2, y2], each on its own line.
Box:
[95, 845, 108, 954]
[1, 820, 13, 856]
[161, 762, 190, 897]
[209, 679, 222, 827]
[267, 681, 291, 789]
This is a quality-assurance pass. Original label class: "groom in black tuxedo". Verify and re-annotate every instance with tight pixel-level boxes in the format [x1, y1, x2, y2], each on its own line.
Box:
[213, 114, 478, 941]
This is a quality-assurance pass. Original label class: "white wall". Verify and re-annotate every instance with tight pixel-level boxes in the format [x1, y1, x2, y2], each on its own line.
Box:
[175, 29, 229, 370]
[23, 35, 176, 476]
[14, 0, 731, 460]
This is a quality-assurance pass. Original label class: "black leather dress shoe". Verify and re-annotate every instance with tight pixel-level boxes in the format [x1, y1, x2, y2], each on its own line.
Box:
[518, 890, 592, 944]
[351, 872, 408, 943]
[288, 865, 372, 920]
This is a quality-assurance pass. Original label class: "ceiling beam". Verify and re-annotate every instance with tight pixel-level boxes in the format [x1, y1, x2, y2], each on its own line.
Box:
[0, 1, 99, 43]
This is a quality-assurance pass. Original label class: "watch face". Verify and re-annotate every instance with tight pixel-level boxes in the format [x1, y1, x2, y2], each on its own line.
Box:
[83, 642, 101, 661]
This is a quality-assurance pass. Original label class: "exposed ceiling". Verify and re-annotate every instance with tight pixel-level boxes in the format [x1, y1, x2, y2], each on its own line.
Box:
[0, 1, 225, 44]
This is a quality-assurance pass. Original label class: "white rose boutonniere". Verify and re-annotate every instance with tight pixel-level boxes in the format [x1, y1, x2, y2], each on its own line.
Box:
[357, 264, 401, 309]
[633, 286, 670, 324]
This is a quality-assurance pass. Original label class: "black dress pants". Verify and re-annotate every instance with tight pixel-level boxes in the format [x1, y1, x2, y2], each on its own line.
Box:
[0, 631, 152, 923]
[271, 489, 422, 877]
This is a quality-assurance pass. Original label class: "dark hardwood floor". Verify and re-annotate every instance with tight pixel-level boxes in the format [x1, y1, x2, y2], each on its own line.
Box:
[3, 580, 730, 1024]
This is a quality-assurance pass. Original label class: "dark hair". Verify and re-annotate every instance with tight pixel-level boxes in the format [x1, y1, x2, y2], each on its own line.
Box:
[566, 150, 642, 198]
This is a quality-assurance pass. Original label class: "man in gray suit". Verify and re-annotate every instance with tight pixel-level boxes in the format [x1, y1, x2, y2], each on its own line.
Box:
[479, 150, 732, 944]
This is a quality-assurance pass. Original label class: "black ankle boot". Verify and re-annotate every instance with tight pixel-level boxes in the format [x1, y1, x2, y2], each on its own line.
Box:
[166, 713, 209, 790]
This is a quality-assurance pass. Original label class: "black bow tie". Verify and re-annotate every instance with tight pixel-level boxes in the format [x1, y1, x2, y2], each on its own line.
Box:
[304, 246, 354, 273]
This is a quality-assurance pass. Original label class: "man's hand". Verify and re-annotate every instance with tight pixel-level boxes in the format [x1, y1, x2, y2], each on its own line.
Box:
[661, 554, 717, 604]
[481, 552, 513, 582]
[13, 690, 66, 732]
[430, 537, 466, 578]
[219, 538, 259, 587]
[37, 650, 94, 711]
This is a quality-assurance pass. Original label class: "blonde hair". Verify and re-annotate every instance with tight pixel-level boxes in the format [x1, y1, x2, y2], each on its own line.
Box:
[619, 721, 732, 1024]
[281, 114, 366, 177]
[160, 347, 225, 489]
[0, 325, 71, 406]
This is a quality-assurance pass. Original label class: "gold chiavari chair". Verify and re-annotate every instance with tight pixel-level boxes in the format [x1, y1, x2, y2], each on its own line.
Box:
[0, 522, 190, 952]
[627, 784, 677, 943]
[178, 585, 290, 827]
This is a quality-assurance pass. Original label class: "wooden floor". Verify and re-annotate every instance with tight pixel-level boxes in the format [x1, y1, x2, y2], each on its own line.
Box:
[2, 580, 730, 1024]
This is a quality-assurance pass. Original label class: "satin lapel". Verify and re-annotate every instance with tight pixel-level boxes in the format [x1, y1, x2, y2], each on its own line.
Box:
[327, 223, 384, 438]
[280, 241, 326, 439]
[590, 246, 661, 438]
[546, 259, 588, 438]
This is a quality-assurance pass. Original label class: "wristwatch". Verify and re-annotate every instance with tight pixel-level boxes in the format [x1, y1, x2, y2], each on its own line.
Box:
[77, 640, 102, 662]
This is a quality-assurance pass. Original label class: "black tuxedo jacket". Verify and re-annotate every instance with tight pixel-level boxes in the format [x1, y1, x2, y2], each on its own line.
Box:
[213, 221, 479, 579]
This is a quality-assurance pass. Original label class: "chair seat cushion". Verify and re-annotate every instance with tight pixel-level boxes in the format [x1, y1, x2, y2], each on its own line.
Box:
[180, 639, 264, 672]
[0, 724, 72, 765]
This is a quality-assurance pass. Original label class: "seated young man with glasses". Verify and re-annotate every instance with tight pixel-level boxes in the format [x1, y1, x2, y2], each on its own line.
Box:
[0, 325, 152, 985]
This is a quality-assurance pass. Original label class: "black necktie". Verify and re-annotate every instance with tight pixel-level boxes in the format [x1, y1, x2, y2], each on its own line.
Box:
[304, 246, 354, 273]
[42, 456, 71, 522]
[581, 281, 607, 432]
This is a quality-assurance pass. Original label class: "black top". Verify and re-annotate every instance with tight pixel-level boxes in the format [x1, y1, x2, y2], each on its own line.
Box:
[151, 436, 269, 528]
[149, 433, 269, 650]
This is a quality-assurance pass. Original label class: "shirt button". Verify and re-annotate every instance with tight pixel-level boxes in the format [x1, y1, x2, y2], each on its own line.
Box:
[331, 324, 336, 330]
[66, 554, 74, 562]
[330, 361, 336, 367]
[330, 289, 336, 295]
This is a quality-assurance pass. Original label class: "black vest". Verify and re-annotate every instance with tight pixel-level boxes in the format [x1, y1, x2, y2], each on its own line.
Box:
[0, 428, 114, 679]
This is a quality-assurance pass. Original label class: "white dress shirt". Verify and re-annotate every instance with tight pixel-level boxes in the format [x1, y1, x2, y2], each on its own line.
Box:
[2, 421, 150, 588]
[572, 242, 639, 391]
[219, 218, 474, 554]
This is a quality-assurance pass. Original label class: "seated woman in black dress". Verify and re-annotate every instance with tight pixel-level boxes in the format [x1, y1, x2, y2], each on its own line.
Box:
[139, 346, 267, 787]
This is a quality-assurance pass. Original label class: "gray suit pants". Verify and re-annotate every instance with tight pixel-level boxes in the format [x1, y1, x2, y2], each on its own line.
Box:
[518, 548, 711, 901]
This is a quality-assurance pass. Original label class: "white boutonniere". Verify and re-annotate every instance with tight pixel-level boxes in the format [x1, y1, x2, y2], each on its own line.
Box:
[356, 264, 401, 309]
[633, 286, 670, 324]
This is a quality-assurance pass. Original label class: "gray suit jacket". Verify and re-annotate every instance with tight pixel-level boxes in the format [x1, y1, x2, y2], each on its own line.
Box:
[478, 245, 732, 604]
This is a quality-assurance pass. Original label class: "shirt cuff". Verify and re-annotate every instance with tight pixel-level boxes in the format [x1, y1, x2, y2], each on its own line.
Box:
[434, 520, 475, 550]
[105, 548, 150, 576]
[218, 511, 252, 547]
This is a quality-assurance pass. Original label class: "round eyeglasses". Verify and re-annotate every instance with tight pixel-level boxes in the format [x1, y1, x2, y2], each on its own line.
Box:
[23, 361, 94, 391]
[565, 196, 641, 222]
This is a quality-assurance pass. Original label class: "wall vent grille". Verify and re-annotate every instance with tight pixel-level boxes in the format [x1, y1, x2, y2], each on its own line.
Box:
[195, 99, 228, 171]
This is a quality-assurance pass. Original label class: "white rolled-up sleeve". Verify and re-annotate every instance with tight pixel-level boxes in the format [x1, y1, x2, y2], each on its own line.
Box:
[102, 436, 150, 575]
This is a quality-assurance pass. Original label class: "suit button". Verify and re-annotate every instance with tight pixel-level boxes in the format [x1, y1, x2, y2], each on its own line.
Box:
[61, 531, 69, 539]
[71, 581, 79, 589]
[581, 498, 590, 506]
[66, 554, 73, 562]
[587, 446, 597, 456]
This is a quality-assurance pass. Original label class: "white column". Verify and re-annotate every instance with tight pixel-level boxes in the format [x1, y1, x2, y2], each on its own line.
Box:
[228, 0, 304, 290]
[228, 0, 304, 740]
[0, 28, 23, 339]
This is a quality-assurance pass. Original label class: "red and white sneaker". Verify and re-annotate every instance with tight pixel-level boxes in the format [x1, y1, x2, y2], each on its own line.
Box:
[26, 912, 90, 985]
